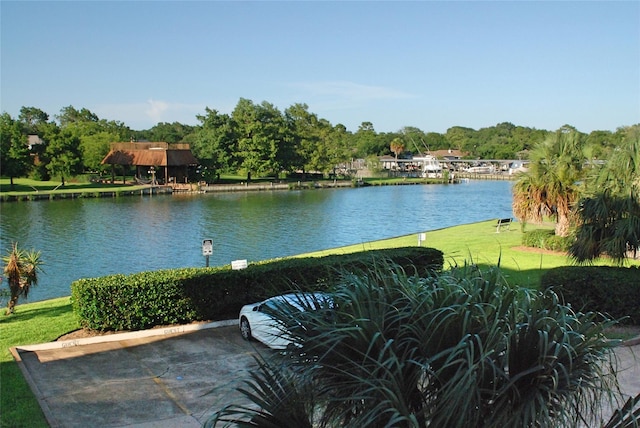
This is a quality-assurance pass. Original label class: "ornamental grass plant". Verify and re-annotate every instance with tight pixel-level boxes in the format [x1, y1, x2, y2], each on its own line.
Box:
[207, 261, 626, 428]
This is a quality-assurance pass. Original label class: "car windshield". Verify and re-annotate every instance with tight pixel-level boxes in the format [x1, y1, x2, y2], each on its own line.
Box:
[261, 293, 330, 315]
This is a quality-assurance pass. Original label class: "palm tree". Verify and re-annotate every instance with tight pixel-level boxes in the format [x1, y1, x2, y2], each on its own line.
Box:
[570, 132, 640, 265]
[206, 261, 623, 427]
[390, 138, 405, 168]
[3, 242, 43, 315]
[513, 127, 586, 237]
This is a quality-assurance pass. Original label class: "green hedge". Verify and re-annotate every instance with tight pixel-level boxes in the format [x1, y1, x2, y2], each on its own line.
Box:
[71, 247, 443, 331]
[522, 229, 572, 252]
[541, 266, 640, 325]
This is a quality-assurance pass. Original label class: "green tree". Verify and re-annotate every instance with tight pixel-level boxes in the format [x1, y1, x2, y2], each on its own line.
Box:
[0, 113, 31, 188]
[585, 130, 615, 161]
[324, 122, 353, 176]
[570, 127, 640, 265]
[207, 262, 622, 428]
[3, 243, 43, 315]
[284, 103, 322, 173]
[191, 108, 237, 181]
[354, 121, 381, 157]
[424, 131, 448, 151]
[232, 98, 291, 180]
[513, 127, 586, 237]
[445, 126, 477, 156]
[80, 131, 121, 173]
[286, 103, 333, 175]
[43, 124, 83, 185]
[142, 121, 195, 144]
[56, 106, 131, 173]
[17, 106, 49, 135]
[399, 126, 427, 153]
[56, 105, 99, 126]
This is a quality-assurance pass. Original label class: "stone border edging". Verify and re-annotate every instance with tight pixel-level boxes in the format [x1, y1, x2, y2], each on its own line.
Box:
[13, 319, 237, 352]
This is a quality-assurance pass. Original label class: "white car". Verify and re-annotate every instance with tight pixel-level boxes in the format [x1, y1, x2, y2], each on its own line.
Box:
[239, 293, 330, 349]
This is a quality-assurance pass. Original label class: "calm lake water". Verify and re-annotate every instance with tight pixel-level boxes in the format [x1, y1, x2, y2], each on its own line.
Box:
[0, 180, 513, 302]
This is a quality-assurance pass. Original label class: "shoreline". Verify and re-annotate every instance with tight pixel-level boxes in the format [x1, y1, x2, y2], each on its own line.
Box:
[1, 172, 517, 202]
[1, 176, 462, 202]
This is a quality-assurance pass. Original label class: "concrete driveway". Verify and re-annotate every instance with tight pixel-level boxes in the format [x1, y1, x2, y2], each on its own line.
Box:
[12, 322, 640, 428]
[12, 321, 265, 427]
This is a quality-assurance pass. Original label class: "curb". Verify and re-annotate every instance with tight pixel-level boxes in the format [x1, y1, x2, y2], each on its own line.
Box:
[622, 335, 640, 347]
[13, 319, 237, 352]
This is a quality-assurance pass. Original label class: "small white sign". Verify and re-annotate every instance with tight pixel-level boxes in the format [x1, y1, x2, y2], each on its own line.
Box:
[418, 232, 427, 246]
[202, 239, 213, 256]
[231, 259, 248, 270]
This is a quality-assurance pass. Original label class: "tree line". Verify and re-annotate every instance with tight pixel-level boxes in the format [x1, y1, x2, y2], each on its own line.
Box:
[1, 100, 636, 185]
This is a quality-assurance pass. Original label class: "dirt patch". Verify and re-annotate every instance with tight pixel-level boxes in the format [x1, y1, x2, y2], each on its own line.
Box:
[57, 328, 124, 341]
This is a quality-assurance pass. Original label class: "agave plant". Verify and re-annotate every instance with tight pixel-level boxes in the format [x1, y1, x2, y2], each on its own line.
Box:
[3, 242, 43, 315]
[207, 260, 629, 427]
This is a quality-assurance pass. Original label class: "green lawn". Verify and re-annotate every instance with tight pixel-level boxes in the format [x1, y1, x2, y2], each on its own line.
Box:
[0, 177, 147, 197]
[0, 297, 79, 427]
[298, 219, 637, 288]
[1, 219, 636, 427]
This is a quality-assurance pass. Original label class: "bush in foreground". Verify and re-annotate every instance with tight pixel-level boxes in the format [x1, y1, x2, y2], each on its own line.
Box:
[541, 266, 640, 325]
[71, 247, 443, 331]
[207, 262, 625, 428]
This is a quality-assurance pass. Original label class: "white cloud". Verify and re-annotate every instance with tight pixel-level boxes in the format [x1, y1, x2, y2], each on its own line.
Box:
[145, 99, 170, 123]
[93, 100, 207, 130]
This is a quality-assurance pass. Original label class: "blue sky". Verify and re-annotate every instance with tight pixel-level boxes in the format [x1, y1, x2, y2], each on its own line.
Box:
[1, 1, 638, 133]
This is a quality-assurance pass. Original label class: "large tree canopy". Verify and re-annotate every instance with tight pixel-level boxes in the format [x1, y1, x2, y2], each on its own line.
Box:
[231, 98, 299, 180]
[42, 124, 83, 185]
[191, 108, 237, 180]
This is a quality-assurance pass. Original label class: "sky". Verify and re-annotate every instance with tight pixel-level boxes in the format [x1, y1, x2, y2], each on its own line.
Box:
[1, 1, 639, 134]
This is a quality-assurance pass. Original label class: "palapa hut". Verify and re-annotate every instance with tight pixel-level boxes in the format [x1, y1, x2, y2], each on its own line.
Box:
[101, 142, 199, 185]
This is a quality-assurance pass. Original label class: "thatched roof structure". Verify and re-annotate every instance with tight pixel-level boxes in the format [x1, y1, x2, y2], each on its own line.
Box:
[101, 142, 199, 185]
[101, 142, 198, 167]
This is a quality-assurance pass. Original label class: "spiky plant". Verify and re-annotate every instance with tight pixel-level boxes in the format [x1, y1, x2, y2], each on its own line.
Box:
[3, 242, 43, 315]
[207, 260, 626, 427]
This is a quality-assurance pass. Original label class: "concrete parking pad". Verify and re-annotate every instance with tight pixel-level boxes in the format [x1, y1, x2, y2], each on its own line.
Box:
[12, 323, 263, 428]
[12, 322, 640, 427]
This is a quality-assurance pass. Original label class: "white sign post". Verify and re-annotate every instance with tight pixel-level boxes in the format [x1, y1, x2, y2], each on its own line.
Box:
[418, 233, 427, 246]
[202, 239, 213, 267]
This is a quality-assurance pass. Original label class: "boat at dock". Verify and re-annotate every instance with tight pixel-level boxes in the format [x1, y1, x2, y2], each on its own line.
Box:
[413, 154, 443, 178]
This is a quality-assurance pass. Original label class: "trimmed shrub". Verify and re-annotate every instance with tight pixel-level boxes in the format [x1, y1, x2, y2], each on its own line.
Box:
[541, 266, 640, 325]
[71, 247, 443, 331]
[522, 229, 572, 252]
